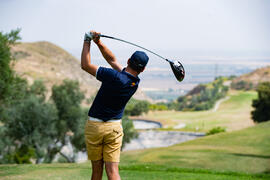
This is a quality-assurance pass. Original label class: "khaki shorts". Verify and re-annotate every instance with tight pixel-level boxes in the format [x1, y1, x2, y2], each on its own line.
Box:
[84, 120, 123, 162]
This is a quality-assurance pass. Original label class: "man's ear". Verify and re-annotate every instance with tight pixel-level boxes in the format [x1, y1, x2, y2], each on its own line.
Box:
[127, 59, 130, 65]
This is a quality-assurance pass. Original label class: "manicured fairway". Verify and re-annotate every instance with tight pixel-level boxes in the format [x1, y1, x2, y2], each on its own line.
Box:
[121, 121, 270, 174]
[139, 91, 257, 132]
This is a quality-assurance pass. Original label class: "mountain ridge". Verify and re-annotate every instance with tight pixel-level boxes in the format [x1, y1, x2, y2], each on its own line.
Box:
[232, 66, 270, 89]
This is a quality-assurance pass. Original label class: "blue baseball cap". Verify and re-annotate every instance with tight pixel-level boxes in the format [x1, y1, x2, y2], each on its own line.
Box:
[130, 51, 149, 68]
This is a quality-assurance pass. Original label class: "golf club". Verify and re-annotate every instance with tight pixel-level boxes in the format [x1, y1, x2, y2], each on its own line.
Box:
[98, 34, 185, 82]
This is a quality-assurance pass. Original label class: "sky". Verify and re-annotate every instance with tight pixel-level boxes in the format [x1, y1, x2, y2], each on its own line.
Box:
[1, 0, 270, 61]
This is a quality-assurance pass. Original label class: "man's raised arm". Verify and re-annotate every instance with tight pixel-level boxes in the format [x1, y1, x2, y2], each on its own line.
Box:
[81, 34, 98, 77]
[92, 31, 123, 72]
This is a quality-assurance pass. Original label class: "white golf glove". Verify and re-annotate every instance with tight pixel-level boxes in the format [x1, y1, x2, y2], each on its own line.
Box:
[84, 32, 94, 43]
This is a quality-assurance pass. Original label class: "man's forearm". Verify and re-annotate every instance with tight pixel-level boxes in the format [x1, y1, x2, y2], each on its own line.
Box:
[81, 41, 98, 76]
[96, 41, 116, 65]
[81, 42, 91, 69]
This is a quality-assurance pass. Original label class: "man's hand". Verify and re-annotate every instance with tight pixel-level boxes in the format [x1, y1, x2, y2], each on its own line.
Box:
[91, 31, 101, 44]
[84, 32, 93, 43]
[84, 30, 123, 72]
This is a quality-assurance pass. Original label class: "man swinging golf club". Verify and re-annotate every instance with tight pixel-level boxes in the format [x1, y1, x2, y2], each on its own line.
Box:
[81, 30, 149, 180]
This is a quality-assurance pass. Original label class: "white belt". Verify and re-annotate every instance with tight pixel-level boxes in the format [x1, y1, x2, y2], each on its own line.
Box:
[88, 116, 121, 123]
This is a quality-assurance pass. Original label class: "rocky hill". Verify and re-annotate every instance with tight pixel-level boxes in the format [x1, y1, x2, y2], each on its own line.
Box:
[231, 66, 270, 89]
[11, 41, 147, 104]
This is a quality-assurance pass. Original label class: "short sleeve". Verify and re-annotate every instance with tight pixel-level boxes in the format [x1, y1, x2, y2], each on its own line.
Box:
[96, 67, 118, 82]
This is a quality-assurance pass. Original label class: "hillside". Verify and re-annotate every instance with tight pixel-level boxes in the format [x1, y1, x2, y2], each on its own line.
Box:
[232, 66, 270, 89]
[11, 41, 98, 102]
[136, 90, 256, 132]
[11, 41, 147, 103]
[121, 121, 270, 174]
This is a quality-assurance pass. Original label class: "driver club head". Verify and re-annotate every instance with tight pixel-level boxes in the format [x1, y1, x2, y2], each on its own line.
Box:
[169, 60, 185, 82]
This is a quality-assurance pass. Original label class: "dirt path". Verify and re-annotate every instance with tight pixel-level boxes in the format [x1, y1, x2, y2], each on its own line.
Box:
[212, 96, 230, 112]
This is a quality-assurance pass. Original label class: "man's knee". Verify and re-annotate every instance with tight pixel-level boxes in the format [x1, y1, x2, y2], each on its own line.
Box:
[105, 162, 120, 176]
[91, 160, 104, 172]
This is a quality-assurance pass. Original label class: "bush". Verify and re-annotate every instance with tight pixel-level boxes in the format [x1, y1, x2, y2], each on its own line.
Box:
[13, 145, 36, 164]
[252, 82, 270, 123]
[125, 99, 150, 116]
[121, 116, 138, 150]
[231, 80, 253, 90]
[206, 127, 226, 135]
[149, 104, 168, 111]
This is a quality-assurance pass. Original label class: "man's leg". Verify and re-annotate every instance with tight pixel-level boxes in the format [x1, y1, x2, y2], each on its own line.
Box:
[85, 120, 104, 179]
[105, 162, 121, 180]
[103, 122, 123, 180]
[91, 160, 104, 180]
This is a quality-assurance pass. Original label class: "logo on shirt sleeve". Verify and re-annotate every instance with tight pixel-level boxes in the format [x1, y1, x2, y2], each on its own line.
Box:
[131, 82, 136, 87]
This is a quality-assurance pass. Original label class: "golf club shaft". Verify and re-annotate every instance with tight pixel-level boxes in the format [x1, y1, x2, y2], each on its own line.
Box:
[99, 34, 173, 63]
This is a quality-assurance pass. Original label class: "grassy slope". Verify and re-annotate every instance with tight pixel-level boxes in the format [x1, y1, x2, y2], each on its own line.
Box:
[1, 122, 269, 180]
[138, 90, 257, 132]
[121, 121, 270, 174]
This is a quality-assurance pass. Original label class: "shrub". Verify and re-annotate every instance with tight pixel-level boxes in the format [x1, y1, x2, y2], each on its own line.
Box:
[13, 145, 36, 164]
[125, 99, 150, 116]
[121, 116, 138, 150]
[149, 104, 168, 111]
[231, 80, 253, 90]
[206, 127, 226, 135]
[252, 82, 270, 123]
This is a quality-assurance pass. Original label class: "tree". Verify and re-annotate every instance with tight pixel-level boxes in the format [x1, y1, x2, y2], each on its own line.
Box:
[2, 94, 58, 164]
[0, 30, 51, 164]
[0, 126, 14, 164]
[251, 82, 270, 123]
[121, 116, 138, 150]
[0, 29, 28, 119]
[46, 80, 85, 163]
[70, 108, 88, 153]
[231, 80, 253, 90]
[0, 29, 21, 104]
[28, 80, 47, 101]
[125, 98, 150, 116]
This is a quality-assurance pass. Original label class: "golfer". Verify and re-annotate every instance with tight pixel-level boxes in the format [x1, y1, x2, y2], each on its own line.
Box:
[81, 31, 148, 180]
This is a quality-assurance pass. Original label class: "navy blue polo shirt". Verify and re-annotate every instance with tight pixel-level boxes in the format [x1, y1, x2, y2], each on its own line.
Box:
[88, 67, 140, 121]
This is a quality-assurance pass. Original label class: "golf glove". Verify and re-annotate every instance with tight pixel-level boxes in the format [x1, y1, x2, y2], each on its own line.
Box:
[84, 32, 94, 43]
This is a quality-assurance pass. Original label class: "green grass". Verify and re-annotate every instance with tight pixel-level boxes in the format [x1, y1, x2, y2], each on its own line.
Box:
[121, 121, 270, 174]
[0, 163, 269, 180]
[141, 91, 257, 132]
[1, 122, 269, 179]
